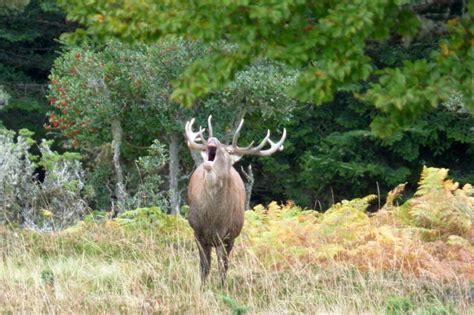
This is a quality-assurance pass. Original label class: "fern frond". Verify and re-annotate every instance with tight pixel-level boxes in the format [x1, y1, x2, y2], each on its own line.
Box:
[384, 183, 407, 208]
[415, 166, 449, 196]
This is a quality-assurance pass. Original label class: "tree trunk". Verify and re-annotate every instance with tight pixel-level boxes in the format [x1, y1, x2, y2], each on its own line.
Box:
[240, 164, 254, 210]
[168, 132, 181, 215]
[111, 118, 127, 215]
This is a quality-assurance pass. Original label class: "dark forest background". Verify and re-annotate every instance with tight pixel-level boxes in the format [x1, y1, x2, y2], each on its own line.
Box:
[1, 0, 472, 214]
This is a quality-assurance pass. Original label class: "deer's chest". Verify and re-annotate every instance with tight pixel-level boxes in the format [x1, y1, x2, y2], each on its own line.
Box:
[188, 189, 244, 243]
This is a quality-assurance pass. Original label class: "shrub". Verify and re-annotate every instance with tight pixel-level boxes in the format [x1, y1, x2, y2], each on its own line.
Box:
[0, 129, 39, 225]
[124, 140, 170, 212]
[0, 128, 90, 230]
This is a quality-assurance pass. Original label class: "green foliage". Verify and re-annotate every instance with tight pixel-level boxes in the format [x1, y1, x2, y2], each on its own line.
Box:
[397, 166, 473, 239]
[220, 295, 248, 315]
[86, 164, 113, 211]
[49, 39, 297, 210]
[0, 0, 67, 80]
[0, 85, 9, 105]
[419, 302, 457, 315]
[40, 268, 55, 285]
[415, 167, 449, 196]
[83, 210, 107, 223]
[45, 8, 474, 211]
[48, 39, 207, 211]
[58, 0, 473, 135]
[0, 128, 90, 230]
[113, 207, 191, 239]
[363, 9, 474, 135]
[47, 39, 206, 149]
[385, 296, 413, 314]
[219, 60, 298, 121]
[126, 140, 169, 210]
[0, 0, 30, 16]
[115, 207, 165, 228]
[321, 195, 375, 227]
[253, 86, 473, 208]
[0, 0, 74, 141]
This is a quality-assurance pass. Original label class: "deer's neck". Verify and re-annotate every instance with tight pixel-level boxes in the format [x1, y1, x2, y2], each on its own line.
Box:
[201, 170, 231, 203]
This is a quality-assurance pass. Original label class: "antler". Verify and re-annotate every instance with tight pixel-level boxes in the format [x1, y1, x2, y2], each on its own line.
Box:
[231, 119, 287, 156]
[185, 118, 207, 151]
[208, 115, 213, 138]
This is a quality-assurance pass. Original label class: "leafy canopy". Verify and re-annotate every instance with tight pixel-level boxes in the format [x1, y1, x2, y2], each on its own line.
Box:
[58, 0, 473, 135]
[0, 0, 29, 16]
[0, 0, 74, 142]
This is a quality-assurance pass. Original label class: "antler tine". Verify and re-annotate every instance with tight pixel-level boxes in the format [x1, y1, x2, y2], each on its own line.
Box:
[197, 126, 207, 141]
[232, 119, 245, 147]
[184, 117, 208, 151]
[208, 115, 213, 138]
[257, 128, 286, 156]
[251, 129, 271, 151]
[232, 128, 286, 157]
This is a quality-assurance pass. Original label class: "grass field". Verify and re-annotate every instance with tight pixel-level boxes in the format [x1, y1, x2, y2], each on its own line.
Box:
[0, 216, 471, 314]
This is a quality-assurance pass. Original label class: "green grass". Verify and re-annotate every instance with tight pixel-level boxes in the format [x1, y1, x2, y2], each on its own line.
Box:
[0, 222, 471, 314]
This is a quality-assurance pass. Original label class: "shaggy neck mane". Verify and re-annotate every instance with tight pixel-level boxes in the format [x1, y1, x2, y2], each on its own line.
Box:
[201, 170, 232, 205]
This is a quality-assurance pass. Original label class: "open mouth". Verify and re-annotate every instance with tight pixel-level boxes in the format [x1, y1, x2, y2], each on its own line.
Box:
[207, 144, 217, 162]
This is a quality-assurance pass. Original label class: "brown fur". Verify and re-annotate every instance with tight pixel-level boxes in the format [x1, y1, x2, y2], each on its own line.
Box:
[185, 117, 285, 283]
[187, 142, 246, 282]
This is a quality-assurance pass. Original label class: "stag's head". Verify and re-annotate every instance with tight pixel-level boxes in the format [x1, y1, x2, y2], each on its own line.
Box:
[185, 116, 286, 176]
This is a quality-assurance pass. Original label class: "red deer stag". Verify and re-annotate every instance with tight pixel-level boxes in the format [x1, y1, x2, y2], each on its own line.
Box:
[185, 116, 286, 282]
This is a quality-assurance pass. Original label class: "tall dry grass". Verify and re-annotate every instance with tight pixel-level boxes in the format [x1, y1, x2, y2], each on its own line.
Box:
[0, 221, 471, 314]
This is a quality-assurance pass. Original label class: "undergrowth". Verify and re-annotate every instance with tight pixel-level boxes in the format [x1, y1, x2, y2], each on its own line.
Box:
[245, 167, 473, 281]
[0, 167, 472, 313]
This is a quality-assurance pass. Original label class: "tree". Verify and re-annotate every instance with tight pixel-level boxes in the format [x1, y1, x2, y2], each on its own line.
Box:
[48, 38, 298, 212]
[0, 0, 29, 16]
[246, 40, 473, 208]
[58, 0, 473, 135]
[282, 94, 473, 208]
[48, 40, 204, 214]
[0, 0, 76, 141]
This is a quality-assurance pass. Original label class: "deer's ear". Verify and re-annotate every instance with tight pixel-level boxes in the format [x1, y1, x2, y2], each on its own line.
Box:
[230, 154, 242, 164]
